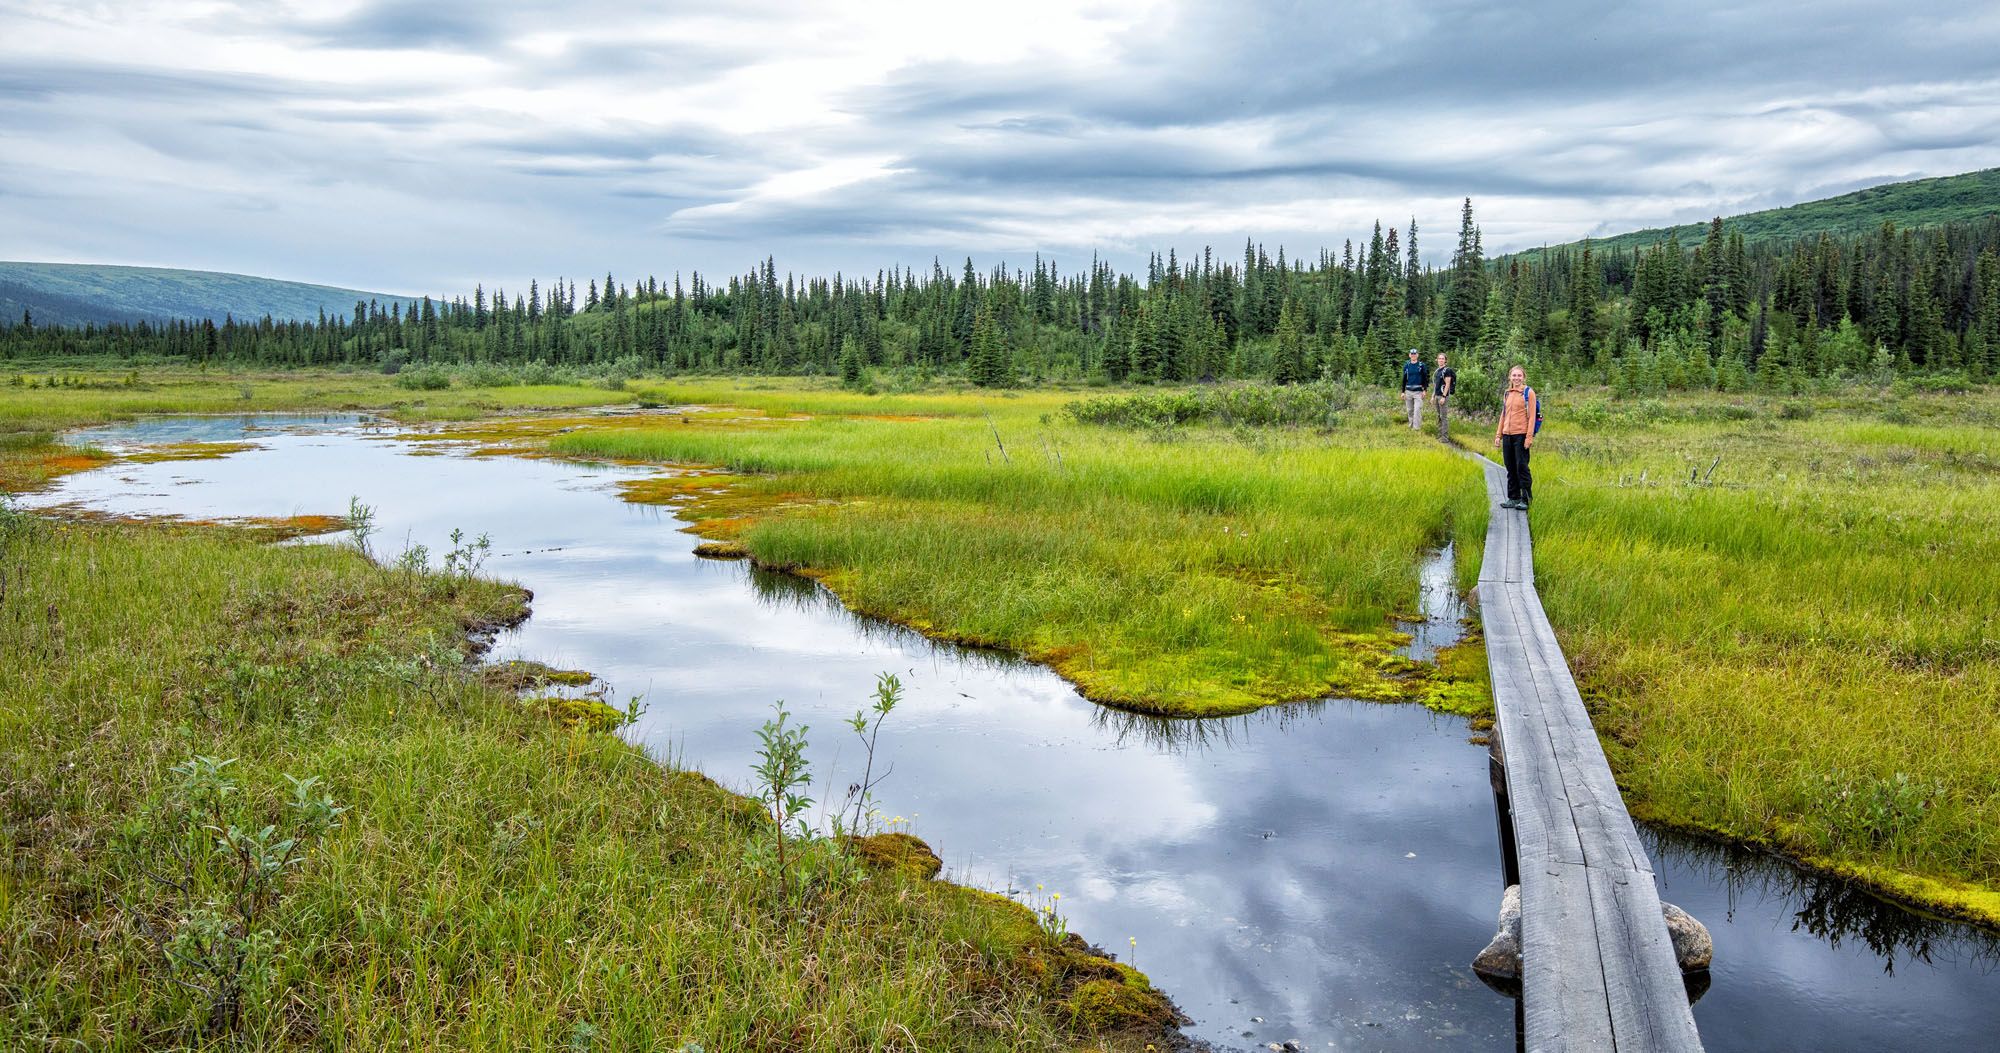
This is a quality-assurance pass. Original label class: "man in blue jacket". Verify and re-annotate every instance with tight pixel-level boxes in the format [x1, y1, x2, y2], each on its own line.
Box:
[1400, 348, 1429, 431]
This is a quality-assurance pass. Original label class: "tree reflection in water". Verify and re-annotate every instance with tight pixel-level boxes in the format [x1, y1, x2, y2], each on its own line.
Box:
[1645, 830, 2000, 976]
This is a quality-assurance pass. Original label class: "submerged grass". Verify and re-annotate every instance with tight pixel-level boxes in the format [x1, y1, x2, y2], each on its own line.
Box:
[1514, 390, 2000, 924]
[547, 380, 1487, 716]
[0, 512, 1176, 1050]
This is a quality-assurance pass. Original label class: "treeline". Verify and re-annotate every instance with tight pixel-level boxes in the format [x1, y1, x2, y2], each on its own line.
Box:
[5, 203, 1998, 398]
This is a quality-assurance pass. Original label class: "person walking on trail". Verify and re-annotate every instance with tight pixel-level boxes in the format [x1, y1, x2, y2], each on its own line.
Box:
[1431, 351, 1456, 443]
[1400, 348, 1429, 431]
[1494, 365, 1538, 510]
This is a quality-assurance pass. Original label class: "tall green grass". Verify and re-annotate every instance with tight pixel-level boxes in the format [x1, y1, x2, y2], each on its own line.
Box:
[1523, 392, 2000, 921]
[551, 381, 1487, 715]
[0, 515, 1170, 1050]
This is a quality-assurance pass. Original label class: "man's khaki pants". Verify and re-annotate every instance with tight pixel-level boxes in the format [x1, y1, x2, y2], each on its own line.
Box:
[1402, 390, 1423, 430]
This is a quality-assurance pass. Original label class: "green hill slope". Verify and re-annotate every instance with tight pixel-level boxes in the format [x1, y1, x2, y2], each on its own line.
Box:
[1504, 167, 2000, 262]
[0, 262, 418, 326]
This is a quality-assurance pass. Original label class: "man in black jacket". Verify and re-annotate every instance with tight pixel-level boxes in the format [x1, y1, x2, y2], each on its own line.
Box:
[1431, 351, 1456, 442]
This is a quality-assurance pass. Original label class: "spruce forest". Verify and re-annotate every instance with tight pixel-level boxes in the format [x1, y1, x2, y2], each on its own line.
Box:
[8, 203, 1999, 406]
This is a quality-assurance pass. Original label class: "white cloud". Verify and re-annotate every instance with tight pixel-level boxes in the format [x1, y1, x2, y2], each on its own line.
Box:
[1, 0, 1996, 293]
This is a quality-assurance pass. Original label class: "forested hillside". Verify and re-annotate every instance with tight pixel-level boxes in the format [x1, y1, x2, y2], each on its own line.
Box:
[1506, 167, 2000, 263]
[0, 262, 415, 326]
[7, 204, 1998, 400]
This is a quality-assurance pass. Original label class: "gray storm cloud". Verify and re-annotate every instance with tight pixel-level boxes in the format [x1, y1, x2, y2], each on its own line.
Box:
[0, 0, 1995, 293]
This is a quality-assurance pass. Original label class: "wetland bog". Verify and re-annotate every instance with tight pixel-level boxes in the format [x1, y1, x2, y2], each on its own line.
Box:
[10, 395, 1999, 1051]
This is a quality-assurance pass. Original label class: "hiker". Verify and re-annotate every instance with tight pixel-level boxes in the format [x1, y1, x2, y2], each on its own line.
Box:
[1493, 365, 1538, 510]
[1431, 351, 1456, 442]
[1400, 348, 1428, 431]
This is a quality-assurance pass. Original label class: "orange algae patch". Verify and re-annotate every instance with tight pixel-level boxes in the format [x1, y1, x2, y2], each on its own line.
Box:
[236, 514, 347, 540]
[614, 471, 746, 505]
[606, 465, 828, 544]
[28, 505, 345, 543]
[0, 444, 113, 493]
[42, 452, 109, 473]
[122, 441, 260, 463]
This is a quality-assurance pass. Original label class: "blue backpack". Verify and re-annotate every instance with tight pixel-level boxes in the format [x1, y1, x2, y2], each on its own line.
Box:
[1523, 387, 1544, 435]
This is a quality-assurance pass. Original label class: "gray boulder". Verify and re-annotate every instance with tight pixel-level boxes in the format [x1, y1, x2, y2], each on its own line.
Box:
[1472, 884, 1523, 980]
[1661, 901, 1713, 971]
[1472, 886, 1712, 979]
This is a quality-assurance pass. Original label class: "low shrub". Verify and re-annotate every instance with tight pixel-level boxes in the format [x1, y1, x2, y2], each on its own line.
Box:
[393, 364, 452, 391]
[460, 362, 518, 389]
[1064, 381, 1354, 429]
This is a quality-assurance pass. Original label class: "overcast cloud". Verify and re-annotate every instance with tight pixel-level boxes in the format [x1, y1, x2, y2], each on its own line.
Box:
[2, 0, 1997, 294]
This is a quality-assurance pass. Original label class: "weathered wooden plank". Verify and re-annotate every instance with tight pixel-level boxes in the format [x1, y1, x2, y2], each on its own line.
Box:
[1502, 584, 1651, 875]
[1479, 582, 1584, 866]
[1498, 583, 1615, 866]
[1586, 865, 1705, 1051]
[1484, 509, 1533, 584]
[1521, 860, 1614, 1052]
[1489, 553, 1645, 875]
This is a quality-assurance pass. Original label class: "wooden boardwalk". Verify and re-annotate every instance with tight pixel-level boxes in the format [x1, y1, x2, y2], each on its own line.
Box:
[1473, 455, 1704, 1052]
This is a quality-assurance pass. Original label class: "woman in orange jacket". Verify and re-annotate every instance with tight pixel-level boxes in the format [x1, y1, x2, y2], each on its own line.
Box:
[1493, 365, 1537, 510]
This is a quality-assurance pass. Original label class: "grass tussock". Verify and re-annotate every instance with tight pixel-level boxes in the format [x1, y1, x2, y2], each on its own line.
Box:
[542, 380, 1486, 717]
[0, 511, 1177, 1051]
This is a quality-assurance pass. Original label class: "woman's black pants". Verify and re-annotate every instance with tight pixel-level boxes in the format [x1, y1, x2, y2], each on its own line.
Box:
[1501, 433, 1532, 504]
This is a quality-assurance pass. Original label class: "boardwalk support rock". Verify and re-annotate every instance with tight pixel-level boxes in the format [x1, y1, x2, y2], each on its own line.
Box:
[1467, 452, 1707, 1052]
[1474, 885, 1715, 979]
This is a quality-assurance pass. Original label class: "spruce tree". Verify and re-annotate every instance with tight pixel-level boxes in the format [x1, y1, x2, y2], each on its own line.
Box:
[839, 335, 864, 386]
[1272, 298, 1308, 384]
[1569, 244, 1599, 365]
[1906, 265, 1946, 369]
[1364, 275, 1404, 380]
[1439, 198, 1485, 351]
[967, 307, 1011, 387]
[1971, 250, 2000, 379]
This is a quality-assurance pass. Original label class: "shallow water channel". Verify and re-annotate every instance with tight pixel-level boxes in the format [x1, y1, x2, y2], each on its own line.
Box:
[31, 414, 2000, 1051]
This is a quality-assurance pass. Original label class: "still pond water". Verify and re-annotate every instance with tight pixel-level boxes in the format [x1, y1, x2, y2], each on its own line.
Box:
[29, 414, 2000, 1052]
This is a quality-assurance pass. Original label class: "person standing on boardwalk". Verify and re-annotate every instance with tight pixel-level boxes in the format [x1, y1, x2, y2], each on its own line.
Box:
[1494, 365, 1537, 509]
[1400, 348, 1429, 431]
[1431, 351, 1456, 443]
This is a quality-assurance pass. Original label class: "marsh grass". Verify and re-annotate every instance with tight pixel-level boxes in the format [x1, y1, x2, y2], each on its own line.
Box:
[567, 378, 2000, 921]
[1521, 390, 2000, 922]
[0, 365, 644, 506]
[0, 514, 1174, 1050]
[0, 364, 636, 435]
[550, 380, 1488, 716]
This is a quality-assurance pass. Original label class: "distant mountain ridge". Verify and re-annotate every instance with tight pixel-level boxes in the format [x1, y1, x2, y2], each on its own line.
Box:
[0, 261, 418, 327]
[1502, 167, 2000, 263]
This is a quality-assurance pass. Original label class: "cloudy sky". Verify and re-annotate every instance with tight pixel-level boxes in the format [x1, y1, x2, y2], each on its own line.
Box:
[3, 1, 1998, 295]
